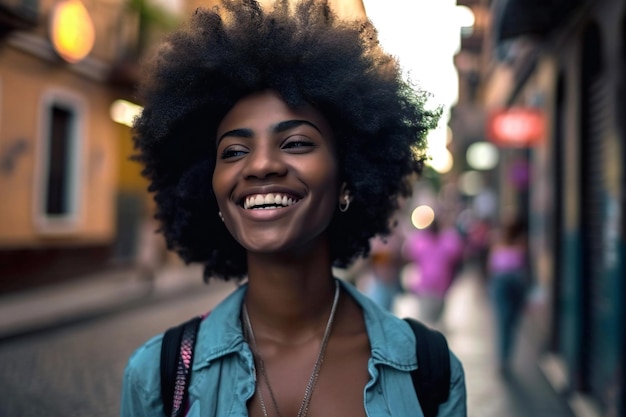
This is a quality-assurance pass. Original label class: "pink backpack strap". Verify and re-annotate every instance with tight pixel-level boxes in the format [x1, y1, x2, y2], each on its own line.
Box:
[161, 313, 209, 417]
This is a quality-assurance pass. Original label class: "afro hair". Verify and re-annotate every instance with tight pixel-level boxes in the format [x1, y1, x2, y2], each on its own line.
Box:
[133, 0, 440, 281]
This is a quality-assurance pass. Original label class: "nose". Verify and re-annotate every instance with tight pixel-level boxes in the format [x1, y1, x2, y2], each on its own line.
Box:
[241, 142, 287, 180]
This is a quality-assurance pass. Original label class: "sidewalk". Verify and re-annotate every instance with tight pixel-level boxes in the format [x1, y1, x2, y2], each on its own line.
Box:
[441, 265, 575, 417]
[0, 263, 207, 340]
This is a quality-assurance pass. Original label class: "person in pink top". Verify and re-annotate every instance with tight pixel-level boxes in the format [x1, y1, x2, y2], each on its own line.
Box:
[405, 219, 464, 325]
[487, 215, 529, 372]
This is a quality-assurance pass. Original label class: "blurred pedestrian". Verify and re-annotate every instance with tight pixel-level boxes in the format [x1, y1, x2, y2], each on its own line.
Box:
[404, 218, 464, 326]
[487, 215, 529, 372]
[360, 224, 405, 311]
[121, 2, 466, 417]
[466, 216, 491, 276]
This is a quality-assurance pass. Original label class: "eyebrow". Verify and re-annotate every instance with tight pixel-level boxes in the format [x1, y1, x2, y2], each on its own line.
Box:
[217, 119, 322, 145]
[273, 120, 322, 134]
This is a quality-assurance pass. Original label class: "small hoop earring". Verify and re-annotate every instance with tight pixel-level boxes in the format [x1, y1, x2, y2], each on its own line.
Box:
[339, 195, 351, 213]
[218, 211, 224, 222]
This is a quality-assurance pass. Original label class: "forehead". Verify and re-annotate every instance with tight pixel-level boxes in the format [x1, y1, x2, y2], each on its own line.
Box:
[217, 90, 332, 136]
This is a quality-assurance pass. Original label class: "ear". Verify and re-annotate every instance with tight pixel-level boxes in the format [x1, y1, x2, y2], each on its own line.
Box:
[338, 182, 350, 204]
[338, 183, 353, 213]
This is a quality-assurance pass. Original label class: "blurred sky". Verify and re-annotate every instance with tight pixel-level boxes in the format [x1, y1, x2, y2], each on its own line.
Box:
[364, 0, 470, 172]
[365, 0, 461, 110]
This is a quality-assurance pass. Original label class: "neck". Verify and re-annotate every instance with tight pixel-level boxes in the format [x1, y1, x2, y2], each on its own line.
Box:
[244, 243, 337, 341]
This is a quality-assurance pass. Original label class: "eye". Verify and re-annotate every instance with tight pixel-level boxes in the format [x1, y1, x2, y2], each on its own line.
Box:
[281, 136, 316, 153]
[219, 145, 248, 160]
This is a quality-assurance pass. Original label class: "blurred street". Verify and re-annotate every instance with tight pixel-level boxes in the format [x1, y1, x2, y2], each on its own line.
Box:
[0, 263, 574, 417]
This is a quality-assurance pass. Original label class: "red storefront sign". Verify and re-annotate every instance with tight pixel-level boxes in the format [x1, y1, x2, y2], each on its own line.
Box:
[487, 107, 546, 147]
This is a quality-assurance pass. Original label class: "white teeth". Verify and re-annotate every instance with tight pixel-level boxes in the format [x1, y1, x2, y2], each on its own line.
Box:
[243, 193, 298, 209]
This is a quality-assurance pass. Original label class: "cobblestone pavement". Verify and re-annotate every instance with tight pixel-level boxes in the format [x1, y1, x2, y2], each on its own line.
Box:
[0, 266, 574, 417]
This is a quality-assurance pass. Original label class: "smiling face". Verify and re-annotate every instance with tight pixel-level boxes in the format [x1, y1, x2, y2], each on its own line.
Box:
[213, 90, 341, 256]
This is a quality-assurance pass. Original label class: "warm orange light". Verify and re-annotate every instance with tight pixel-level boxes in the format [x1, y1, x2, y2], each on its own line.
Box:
[411, 205, 435, 229]
[50, 0, 95, 63]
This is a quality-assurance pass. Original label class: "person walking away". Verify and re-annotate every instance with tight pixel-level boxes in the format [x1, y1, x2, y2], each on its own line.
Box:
[487, 216, 529, 373]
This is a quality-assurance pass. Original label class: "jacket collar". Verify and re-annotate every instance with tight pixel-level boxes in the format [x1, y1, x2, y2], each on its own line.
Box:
[192, 279, 417, 371]
[341, 280, 418, 370]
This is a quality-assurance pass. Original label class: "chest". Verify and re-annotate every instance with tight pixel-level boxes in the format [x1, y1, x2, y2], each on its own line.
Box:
[246, 332, 371, 417]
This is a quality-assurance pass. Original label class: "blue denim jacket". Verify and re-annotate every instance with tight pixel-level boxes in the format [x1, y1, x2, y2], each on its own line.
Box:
[121, 280, 466, 416]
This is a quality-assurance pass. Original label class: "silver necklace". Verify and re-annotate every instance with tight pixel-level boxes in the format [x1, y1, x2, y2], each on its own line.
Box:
[242, 280, 340, 417]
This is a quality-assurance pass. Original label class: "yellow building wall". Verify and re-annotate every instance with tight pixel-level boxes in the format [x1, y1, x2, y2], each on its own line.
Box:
[116, 122, 148, 193]
[0, 47, 119, 247]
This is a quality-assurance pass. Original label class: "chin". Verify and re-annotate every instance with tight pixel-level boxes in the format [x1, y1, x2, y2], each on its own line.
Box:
[239, 235, 295, 254]
[241, 235, 323, 258]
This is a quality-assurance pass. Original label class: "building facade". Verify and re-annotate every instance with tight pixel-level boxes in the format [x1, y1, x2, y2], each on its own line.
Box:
[453, 0, 625, 415]
[0, 0, 172, 292]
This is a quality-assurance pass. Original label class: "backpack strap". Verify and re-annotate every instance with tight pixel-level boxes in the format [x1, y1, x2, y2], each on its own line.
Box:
[160, 316, 202, 417]
[404, 318, 451, 417]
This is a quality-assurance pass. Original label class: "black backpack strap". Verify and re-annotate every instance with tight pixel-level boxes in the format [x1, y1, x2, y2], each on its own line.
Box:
[160, 316, 202, 417]
[404, 318, 451, 417]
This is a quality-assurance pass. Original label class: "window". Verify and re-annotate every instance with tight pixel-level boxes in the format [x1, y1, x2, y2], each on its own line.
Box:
[45, 105, 73, 215]
[35, 90, 85, 231]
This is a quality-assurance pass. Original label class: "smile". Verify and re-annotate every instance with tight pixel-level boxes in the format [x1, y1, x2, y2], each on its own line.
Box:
[242, 193, 301, 210]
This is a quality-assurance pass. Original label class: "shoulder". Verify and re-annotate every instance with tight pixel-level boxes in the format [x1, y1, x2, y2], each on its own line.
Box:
[449, 350, 465, 385]
[123, 333, 163, 390]
[439, 350, 467, 415]
[121, 334, 164, 416]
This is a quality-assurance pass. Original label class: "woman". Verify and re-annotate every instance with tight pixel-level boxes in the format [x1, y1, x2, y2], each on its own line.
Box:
[487, 216, 528, 372]
[121, 1, 466, 416]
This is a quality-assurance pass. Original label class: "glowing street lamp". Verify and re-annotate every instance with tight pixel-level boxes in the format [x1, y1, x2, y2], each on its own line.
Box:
[49, 0, 95, 64]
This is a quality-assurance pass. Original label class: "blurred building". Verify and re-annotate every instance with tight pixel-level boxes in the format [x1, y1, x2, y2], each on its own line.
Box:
[0, 0, 179, 292]
[452, 0, 625, 416]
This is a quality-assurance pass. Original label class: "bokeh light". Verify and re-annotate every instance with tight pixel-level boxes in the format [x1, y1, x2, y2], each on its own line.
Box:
[410, 205, 435, 229]
[466, 141, 499, 170]
[110, 100, 142, 127]
[426, 148, 454, 174]
[49, 0, 95, 63]
[458, 170, 484, 196]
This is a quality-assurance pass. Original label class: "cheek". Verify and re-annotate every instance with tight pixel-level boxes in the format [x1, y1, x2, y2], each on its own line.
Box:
[314, 162, 340, 207]
[211, 167, 228, 208]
